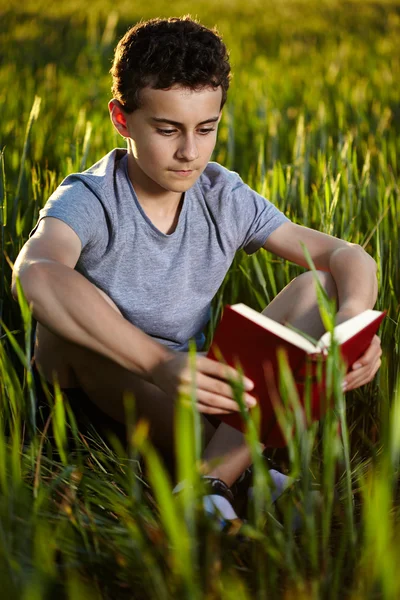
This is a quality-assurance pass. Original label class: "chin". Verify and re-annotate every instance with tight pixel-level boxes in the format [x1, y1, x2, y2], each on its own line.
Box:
[167, 183, 194, 193]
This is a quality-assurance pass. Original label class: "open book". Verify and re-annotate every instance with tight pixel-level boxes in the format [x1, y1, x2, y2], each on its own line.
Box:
[207, 304, 385, 447]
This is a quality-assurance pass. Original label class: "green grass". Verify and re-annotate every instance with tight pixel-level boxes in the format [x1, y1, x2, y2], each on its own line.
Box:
[1, 0, 400, 597]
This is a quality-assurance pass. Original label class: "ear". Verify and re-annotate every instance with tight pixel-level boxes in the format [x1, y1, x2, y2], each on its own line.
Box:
[108, 99, 131, 138]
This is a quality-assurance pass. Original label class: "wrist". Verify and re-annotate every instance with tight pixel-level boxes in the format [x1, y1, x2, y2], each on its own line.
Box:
[144, 345, 175, 386]
[336, 303, 366, 324]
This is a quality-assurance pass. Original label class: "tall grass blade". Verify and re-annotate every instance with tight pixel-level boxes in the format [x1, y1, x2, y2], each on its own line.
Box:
[12, 96, 41, 234]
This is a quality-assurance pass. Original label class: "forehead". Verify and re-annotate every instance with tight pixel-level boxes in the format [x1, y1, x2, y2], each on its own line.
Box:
[137, 85, 222, 122]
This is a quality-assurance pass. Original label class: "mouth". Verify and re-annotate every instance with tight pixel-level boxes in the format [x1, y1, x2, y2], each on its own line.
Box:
[170, 169, 194, 177]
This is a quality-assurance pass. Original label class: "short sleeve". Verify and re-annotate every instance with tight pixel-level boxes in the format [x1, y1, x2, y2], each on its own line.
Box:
[232, 179, 290, 254]
[29, 176, 109, 249]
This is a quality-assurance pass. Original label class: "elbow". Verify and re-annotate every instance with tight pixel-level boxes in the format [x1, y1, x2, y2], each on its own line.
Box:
[11, 262, 45, 305]
[11, 263, 26, 302]
[11, 271, 20, 302]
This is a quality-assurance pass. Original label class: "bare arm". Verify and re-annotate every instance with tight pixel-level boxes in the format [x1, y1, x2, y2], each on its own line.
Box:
[12, 218, 255, 412]
[12, 219, 170, 380]
[263, 222, 378, 315]
[263, 222, 381, 390]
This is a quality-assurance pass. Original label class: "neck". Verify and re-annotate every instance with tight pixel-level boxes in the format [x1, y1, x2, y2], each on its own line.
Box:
[126, 150, 182, 212]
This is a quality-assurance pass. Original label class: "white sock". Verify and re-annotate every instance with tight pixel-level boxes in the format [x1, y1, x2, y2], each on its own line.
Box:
[203, 494, 239, 520]
[248, 469, 294, 503]
[173, 477, 239, 521]
[172, 480, 187, 494]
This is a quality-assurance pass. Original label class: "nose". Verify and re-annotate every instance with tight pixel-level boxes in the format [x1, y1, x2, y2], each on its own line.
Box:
[175, 133, 199, 162]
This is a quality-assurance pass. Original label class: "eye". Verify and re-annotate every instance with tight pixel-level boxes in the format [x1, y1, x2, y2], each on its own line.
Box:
[156, 129, 177, 136]
[198, 128, 216, 135]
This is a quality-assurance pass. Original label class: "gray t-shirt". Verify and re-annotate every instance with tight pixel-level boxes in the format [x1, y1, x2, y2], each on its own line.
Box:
[29, 148, 289, 351]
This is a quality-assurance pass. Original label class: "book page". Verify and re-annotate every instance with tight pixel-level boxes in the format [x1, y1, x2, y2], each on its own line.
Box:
[317, 309, 384, 349]
[231, 304, 319, 354]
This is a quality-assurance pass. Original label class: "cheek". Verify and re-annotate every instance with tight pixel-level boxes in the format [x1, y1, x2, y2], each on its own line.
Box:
[135, 137, 169, 165]
[203, 133, 218, 153]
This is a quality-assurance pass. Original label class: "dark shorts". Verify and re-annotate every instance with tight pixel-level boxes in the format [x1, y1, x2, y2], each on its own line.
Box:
[32, 359, 221, 447]
[32, 359, 127, 444]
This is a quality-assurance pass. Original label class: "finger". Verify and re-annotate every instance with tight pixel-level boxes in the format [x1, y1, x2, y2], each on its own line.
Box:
[344, 358, 381, 391]
[178, 369, 240, 398]
[198, 391, 241, 412]
[344, 368, 374, 391]
[196, 390, 250, 413]
[196, 403, 239, 416]
[195, 372, 257, 404]
[351, 335, 382, 370]
[196, 357, 254, 390]
[179, 382, 256, 410]
[196, 373, 238, 399]
[178, 374, 243, 401]
[344, 365, 370, 388]
[369, 358, 382, 380]
[352, 335, 381, 367]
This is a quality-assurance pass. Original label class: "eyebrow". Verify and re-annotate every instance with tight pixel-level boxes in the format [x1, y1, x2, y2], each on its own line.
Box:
[150, 116, 220, 127]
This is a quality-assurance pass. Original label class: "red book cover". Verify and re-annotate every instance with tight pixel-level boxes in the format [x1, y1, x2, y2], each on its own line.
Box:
[207, 305, 385, 447]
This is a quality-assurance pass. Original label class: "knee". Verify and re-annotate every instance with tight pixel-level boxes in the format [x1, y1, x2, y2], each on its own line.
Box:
[294, 270, 338, 300]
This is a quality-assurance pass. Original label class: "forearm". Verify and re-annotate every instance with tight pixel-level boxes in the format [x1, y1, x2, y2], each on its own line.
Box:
[13, 261, 171, 381]
[329, 245, 378, 313]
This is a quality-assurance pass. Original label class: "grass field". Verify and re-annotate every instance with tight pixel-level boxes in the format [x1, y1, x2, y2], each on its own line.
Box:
[1, 0, 400, 598]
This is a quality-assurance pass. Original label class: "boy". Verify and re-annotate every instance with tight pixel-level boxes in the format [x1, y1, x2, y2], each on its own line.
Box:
[12, 17, 381, 522]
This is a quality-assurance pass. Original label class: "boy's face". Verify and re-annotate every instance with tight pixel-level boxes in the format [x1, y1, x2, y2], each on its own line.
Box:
[109, 85, 223, 196]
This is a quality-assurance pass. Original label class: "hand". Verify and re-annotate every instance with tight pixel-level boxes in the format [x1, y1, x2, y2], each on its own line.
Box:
[342, 335, 382, 392]
[151, 352, 256, 415]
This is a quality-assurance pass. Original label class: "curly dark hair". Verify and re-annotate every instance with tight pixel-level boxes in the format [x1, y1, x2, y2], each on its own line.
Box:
[110, 16, 231, 113]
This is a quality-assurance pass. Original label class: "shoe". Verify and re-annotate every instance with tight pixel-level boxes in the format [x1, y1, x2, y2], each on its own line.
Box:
[231, 457, 321, 530]
[173, 476, 244, 534]
[232, 465, 295, 517]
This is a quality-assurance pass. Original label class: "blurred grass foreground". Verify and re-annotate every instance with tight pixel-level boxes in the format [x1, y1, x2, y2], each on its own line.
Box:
[0, 0, 400, 598]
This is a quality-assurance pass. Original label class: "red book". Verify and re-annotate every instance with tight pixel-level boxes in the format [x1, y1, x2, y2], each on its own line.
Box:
[207, 304, 385, 447]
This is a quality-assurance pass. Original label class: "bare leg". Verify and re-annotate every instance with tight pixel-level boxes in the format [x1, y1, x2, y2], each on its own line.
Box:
[35, 272, 337, 486]
[34, 286, 217, 475]
[202, 271, 338, 486]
